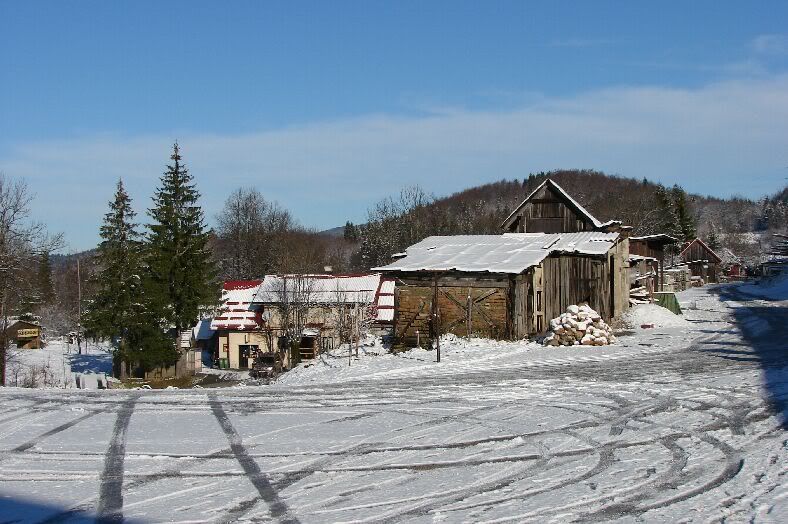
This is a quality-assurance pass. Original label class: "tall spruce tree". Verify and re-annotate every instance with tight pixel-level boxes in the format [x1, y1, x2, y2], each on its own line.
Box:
[84, 180, 175, 369]
[36, 250, 55, 306]
[671, 185, 697, 242]
[84, 180, 143, 339]
[707, 226, 721, 251]
[146, 143, 218, 333]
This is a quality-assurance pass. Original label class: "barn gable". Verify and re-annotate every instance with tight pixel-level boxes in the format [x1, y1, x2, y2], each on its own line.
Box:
[501, 179, 620, 234]
[679, 238, 722, 264]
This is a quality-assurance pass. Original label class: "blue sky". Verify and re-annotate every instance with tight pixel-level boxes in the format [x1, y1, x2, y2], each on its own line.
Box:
[2, 1, 788, 250]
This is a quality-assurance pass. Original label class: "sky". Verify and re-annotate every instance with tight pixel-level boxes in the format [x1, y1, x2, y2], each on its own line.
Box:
[1, 1, 788, 251]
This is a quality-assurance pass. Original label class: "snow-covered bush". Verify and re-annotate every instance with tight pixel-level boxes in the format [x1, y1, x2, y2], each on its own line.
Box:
[542, 304, 616, 346]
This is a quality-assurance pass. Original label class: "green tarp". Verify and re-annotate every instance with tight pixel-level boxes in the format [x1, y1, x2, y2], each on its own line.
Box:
[653, 292, 682, 315]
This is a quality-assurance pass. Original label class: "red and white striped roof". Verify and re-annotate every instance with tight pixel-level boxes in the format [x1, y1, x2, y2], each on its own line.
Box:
[210, 280, 264, 331]
[210, 275, 396, 331]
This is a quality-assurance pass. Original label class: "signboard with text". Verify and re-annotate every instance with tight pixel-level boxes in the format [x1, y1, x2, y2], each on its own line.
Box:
[17, 328, 40, 339]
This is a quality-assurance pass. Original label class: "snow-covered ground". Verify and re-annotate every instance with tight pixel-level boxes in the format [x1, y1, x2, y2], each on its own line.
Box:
[0, 283, 786, 522]
[739, 272, 788, 300]
[4, 339, 113, 389]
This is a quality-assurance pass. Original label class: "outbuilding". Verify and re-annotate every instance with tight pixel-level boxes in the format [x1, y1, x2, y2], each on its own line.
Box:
[4, 319, 43, 349]
[376, 179, 630, 346]
[679, 238, 722, 284]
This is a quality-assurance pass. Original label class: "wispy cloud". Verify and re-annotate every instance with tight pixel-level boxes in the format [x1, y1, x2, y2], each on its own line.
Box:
[752, 34, 788, 55]
[3, 75, 788, 250]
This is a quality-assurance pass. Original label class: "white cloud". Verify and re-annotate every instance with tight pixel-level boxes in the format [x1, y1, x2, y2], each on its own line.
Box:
[2, 75, 788, 250]
[752, 34, 788, 55]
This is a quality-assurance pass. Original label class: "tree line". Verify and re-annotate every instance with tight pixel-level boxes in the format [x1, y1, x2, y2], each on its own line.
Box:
[83, 143, 217, 372]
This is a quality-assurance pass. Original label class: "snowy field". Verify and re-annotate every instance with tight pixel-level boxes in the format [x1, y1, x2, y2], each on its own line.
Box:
[4, 340, 113, 389]
[1, 283, 787, 522]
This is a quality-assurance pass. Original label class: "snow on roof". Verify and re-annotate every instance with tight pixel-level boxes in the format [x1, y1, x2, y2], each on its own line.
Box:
[502, 179, 619, 230]
[211, 280, 264, 331]
[629, 254, 657, 262]
[374, 232, 619, 274]
[254, 274, 385, 306]
[193, 319, 215, 340]
[630, 234, 679, 243]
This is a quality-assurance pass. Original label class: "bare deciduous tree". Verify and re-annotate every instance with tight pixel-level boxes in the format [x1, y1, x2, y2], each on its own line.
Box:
[0, 174, 63, 385]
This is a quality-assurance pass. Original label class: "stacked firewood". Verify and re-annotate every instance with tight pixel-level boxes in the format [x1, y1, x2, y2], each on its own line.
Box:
[542, 304, 616, 346]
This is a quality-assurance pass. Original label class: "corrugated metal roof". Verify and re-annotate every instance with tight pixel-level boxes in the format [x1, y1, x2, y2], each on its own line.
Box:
[254, 274, 383, 304]
[373, 232, 619, 274]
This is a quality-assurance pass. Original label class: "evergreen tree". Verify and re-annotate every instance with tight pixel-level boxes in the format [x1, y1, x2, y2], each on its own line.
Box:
[343, 221, 359, 242]
[707, 226, 721, 251]
[84, 179, 142, 339]
[671, 185, 697, 241]
[654, 185, 679, 238]
[84, 180, 176, 369]
[146, 143, 218, 333]
[36, 250, 55, 306]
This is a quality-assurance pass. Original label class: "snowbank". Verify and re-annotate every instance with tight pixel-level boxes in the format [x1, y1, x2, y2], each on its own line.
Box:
[622, 303, 688, 329]
[276, 335, 540, 386]
[739, 273, 788, 300]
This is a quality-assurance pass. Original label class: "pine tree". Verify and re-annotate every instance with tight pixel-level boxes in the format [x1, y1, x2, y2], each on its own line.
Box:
[36, 250, 55, 306]
[84, 180, 176, 369]
[671, 185, 697, 242]
[654, 185, 679, 238]
[84, 179, 142, 340]
[707, 226, 721, 251]
[146, 143, 218, 333]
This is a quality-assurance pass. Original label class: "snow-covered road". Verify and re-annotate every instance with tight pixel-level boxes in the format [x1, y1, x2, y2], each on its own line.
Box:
[1, 285, 786, 522]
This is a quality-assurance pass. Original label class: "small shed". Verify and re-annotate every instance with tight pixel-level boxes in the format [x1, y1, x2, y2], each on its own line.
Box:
[375, 231, 629, 345]
[4, 319, 43, 349]
[629, 234, 679, 291]
[679, 239, 722, 284]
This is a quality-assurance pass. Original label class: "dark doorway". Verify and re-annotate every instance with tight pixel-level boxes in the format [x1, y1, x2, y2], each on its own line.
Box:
[238, 345, 258, 369]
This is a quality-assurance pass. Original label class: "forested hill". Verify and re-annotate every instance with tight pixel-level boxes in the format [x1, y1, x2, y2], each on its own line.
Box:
[349, 170, 786, 269]
[431, 170, 781, 237]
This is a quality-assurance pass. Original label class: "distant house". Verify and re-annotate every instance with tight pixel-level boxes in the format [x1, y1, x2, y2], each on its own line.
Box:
[501, 179, 622, 234]
[679, 238, 722, 284]
[206, 274, 394, 370]
[210, 280, 265, 369]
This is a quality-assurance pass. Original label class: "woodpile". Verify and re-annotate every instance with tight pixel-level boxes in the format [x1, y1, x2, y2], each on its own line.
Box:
[542, 304, 616, 346]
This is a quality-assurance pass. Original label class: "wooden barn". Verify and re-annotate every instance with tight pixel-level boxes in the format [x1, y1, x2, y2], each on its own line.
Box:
[376, 232, 629, 345]
[679, 238, 722, 284]
[501, 179, 622, 234]
[629, 234, 678, 291]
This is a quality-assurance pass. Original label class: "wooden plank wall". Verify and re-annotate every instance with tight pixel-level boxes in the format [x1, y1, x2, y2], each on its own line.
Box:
[394, 275, 511, 346]
[542, 254, 611, 324]
[509, 185, 593, 233]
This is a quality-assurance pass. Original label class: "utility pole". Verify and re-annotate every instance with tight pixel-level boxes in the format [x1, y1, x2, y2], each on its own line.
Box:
[77, 258, 82, 355]
[433, 274, 440, 363]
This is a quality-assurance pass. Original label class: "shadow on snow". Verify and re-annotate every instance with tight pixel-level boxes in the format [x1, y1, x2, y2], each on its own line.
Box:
[704, 284, 788, 429]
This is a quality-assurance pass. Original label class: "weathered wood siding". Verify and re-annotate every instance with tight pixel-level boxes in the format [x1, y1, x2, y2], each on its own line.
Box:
[507, 185, 595, 233]
[541, 238, 629, 328]
[394, 275, 511, 345]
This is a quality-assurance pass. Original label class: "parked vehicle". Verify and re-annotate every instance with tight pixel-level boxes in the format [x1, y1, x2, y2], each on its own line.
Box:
[250, 351, 283, 380]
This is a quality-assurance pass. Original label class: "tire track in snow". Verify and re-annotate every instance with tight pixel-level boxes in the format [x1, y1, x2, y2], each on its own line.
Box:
[208, 393, 301, 524]
[96, 394, 139, 523]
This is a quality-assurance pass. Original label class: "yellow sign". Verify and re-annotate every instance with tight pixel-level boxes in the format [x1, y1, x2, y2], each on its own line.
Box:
[17, 328, 40, 339]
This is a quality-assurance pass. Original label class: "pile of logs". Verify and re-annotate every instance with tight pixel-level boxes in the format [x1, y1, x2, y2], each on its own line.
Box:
[542, 304, 617, 346]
